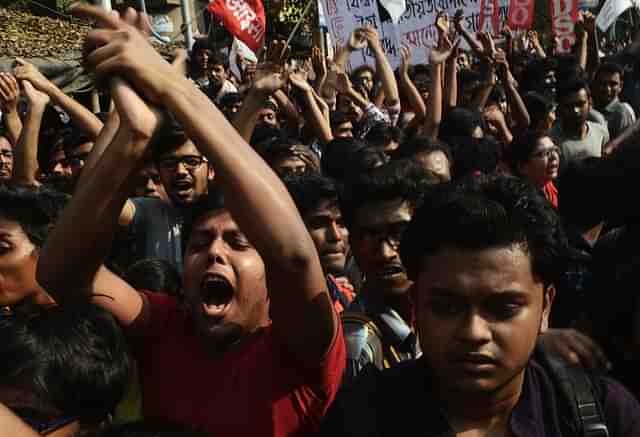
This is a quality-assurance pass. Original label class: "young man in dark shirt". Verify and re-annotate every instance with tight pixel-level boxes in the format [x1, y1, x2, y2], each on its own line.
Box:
[321, 175, 640, 436]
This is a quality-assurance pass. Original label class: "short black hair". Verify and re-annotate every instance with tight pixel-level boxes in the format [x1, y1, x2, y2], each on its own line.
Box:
[0, 186, 68, 247]
[394, 135, 452, 163]
[523, 92, 554, 128]
[182, 187, 226, 251]
[595, 62, 625, 80]
[439, 108, 484, 143]
[125, 258, 182, 300]
[0, 304, 131, 423]
[558, 157, 607, 232]
[283, 173, 340, 218]
[150, 120, 191, 162]
[339, 159, 433, 229]
[447, 136, 500, 178]
[330, 111, 352, 130]
[400, 175, 568, 285]
[364, 122, 403, 149]
[556, 78, 591, 102]
[321, 137, 369, 180]
[219, 92, 243, 109]
[351, 65, 376, 83]
[209, 51, 230, 70]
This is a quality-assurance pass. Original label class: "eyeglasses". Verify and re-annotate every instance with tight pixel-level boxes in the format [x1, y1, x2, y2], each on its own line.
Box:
[532, 146, 561, 160]
[159, 155, 208, 171]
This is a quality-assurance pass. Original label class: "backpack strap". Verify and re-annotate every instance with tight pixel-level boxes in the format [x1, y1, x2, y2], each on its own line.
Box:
[537, 349, 609, 437]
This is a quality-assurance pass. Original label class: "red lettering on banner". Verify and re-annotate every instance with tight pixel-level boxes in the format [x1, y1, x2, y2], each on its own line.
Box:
[549, 0, 577, 53]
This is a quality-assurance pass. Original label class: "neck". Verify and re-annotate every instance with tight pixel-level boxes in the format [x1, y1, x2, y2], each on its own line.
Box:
[435, 371, 524, 425]
[363, 281, 413, 324]
[563, 121, 587, 138]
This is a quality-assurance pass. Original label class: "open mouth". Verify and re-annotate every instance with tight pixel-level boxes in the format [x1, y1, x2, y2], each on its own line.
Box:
[200, 273, 234, 317]
[380, 264, 404, 279]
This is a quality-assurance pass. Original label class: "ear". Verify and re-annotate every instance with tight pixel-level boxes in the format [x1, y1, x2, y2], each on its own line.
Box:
[540, 284, 556, 333]
[207, 165, 215, 182]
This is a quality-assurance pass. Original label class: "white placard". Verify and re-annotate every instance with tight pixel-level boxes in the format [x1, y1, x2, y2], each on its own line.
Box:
[596, 0, 634, 32]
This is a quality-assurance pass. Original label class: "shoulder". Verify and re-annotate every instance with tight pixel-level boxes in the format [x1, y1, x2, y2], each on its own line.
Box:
[127, 290, 183, 341]
[601, 376, 640, 435]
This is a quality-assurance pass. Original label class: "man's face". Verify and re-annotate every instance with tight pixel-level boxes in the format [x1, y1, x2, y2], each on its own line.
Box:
[257, 107, 279, 129]
[208, 64, 227, 88]
[0, 217, 43, 307]
[304, 199, 349, 276]
[351, 198, 413, 296]
[337, 94, 363, 123]
[593, 71, 622, 108]
[413, 73, 431, 104]
[271, 155, 307, 178]
[415, 245, 553, 397]
[457, 52, 470, 71]
[333, 121, 354, 138]
[182, 210, 269, 348]
[44, 147, 73, 180]
[65, 141, 93, 180]
[194, 48, 211, 71]
[0, 137, 13, 181]
[355, 70, 375, 94]
[132, 164, 168, 201]
[157, 141, 211, 207]
[558, 88, 591, 132]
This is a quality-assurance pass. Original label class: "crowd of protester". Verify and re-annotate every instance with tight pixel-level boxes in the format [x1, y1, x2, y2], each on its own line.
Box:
[2, 4, 640, 436]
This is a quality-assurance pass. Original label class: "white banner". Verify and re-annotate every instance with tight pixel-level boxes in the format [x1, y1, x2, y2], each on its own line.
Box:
[596, 0, 634, 32]
[321, 0, 508, 68]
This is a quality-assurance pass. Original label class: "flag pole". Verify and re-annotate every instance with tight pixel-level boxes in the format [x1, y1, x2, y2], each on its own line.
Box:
[285, 0, 314, 50]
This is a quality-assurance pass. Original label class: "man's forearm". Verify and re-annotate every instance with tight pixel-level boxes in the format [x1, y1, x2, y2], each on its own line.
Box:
[232, 89, 268, 143]
[12, 107, 44, 187]
[76, 108, 120, 189]
[370, 44, 400, 106]
[48, 85, 103, 139]
[3, 109, 22, 145]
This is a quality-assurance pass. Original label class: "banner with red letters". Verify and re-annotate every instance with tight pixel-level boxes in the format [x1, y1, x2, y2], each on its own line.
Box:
[478, 0, 501, 34]
[549, 0, 578, 53]
[508, 0, 535, 29]
[208, 0, 266, 52]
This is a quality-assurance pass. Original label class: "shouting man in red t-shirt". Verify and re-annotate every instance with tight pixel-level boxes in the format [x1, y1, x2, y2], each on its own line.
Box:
[35, 6, 345, 437]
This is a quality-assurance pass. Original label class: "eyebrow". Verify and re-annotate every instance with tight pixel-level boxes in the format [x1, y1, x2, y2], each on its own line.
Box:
[429, 287, 528, 299]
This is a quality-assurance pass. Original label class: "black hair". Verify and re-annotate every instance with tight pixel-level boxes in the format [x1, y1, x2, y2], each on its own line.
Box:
[329, 111, 352, 130]
[558, 157, 607, 232]
[447, 136, 500, 178]
[182, 187, 226, 251]
[595, 62, 625, 80]
[209, 51, 230, 70]
[0, 185, 68, 247]
[219, 92, 243, 109]
[283, 173, 340, 218]
[99, 421, 208, 437]
[321, 137, 369, 180]
[509, 130, 550, 173]
[439, 108, 484, 143]
[523, 92, 554, 129]
[250, 124, 282, 147]
[408, 64, 431, 82]
[150, 120, 190, 162]
[364, 122, 404, 149]
[554, 55, 587, 84]
[0, 304, 131, 423]
[351, 65, 376, 84]
[339, 159, 433, 229]
[556, 78, 591, 102]
[520, 58, 556, 94]
[394, 135, 452, 163]
[125, 258, 182, 300]
[400, 175, 569, 285]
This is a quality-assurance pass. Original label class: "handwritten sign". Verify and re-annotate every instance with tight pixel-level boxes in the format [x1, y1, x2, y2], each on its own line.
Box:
[321, 0, 508, 68]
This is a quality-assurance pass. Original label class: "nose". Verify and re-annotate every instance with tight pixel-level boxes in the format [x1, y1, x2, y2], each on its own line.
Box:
[327, 221, 342, 242]
[0, 155, 10, 165]
[207, 237, 228, 265]
[379, 239, 397, 262]
[457, 312, 492, 345]
[52, 162, 65, 175]
[145, 178, 157, 194]
[175, 161, 189, 175]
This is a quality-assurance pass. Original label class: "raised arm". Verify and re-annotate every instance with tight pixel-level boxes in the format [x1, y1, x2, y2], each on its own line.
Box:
[0, 73, 23, 145]
[14, 59, 103, 139]
[72, 4, 337, 361]
[0, 403, 40, 437]
[425, 36, 457, 138]
[11, 81, 48, 187]
[362, 26, 400, 108]
[495, 49, 530, 130]
[290, 71, 333, 144]
[398, 46, 427, 124]
[36, 78, 159, 324]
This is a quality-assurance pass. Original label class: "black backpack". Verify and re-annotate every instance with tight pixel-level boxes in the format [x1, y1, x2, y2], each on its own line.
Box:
[536, 348, 610, 437]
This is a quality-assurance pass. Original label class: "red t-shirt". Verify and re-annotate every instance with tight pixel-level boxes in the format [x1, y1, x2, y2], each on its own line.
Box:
[128, 291, 346, 437]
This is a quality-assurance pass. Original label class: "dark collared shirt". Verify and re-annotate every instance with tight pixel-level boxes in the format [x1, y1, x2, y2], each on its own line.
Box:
[320, 357, 640, 436]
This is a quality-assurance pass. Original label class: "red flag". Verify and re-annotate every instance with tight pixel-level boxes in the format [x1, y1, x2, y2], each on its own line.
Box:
[508, 0, 535, 29]
[208, 0, 266, 52]
[549, 0, 578, 53]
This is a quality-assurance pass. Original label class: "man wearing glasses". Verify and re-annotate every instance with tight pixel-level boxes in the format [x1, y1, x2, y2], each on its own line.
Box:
[338, 160, 434, 384]
[118, 126, 214, 272]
